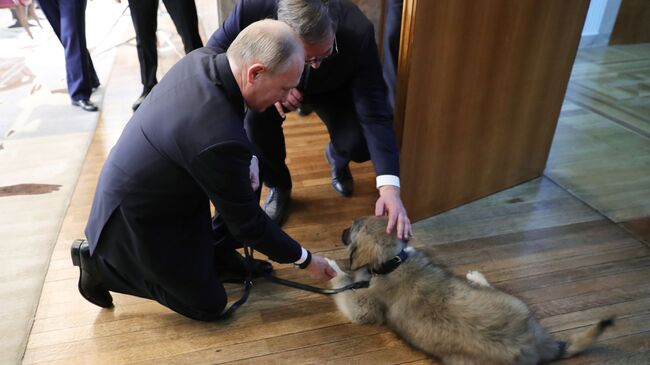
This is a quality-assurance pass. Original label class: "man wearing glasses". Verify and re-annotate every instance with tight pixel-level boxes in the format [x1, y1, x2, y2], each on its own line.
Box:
[207, 0, 412, 240]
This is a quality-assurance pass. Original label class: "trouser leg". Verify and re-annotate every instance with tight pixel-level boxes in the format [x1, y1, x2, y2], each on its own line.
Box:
[245, 107, 292, 189]
[41, 0, 94, 101]
[128, 0, 159, 93]
[310, 90, 370, 170]
[382, 0, 403, 110]
[162, 0, 203, 53]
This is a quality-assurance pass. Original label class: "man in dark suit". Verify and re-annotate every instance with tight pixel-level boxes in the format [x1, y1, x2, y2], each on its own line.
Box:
[207, 0, 412, 240]
[39, 0, 100, 112]
[74, 19, 336, 321]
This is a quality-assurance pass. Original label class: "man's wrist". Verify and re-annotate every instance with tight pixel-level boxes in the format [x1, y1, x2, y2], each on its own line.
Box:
[376, 175, 400, 189]
[294, 247, 312, 269]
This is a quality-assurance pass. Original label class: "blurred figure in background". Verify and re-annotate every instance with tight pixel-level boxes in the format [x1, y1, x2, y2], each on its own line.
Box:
[124, 0, 203, 111]
[38, 0, 100, 112]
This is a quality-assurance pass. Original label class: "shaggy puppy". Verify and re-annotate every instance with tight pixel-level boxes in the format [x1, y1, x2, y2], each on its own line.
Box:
[329, 216, 613, 365]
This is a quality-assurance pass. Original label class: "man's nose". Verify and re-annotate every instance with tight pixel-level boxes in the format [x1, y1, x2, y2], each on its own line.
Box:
[310, 61, 322, 69]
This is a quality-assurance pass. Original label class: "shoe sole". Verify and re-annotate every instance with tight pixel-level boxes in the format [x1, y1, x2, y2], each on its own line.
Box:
[71, 239, 83, 267]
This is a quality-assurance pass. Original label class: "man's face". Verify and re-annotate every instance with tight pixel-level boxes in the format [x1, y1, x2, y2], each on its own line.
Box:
[303, 34, 336, 69]
[244, 57, 303, 112]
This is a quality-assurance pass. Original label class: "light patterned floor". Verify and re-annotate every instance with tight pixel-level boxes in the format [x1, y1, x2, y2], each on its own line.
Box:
[546, 43, 650, 235]
[0, 4, 132, 364]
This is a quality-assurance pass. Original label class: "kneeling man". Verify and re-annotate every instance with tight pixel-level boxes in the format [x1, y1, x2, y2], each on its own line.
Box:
[74, 19, 336, 321]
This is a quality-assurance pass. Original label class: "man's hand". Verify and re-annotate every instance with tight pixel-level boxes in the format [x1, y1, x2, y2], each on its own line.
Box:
[304, 254, 337, 281]
[281, 88, 303, 112]
[375, 185, 412, 240]
[275, 89, 303, 119]
[249, 155, 260, 191]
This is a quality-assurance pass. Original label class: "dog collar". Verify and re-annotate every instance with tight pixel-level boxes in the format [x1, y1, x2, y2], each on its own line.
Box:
[371, 249, 409, 275]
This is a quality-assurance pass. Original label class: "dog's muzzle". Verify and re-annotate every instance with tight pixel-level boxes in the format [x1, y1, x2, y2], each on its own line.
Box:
[341, 227, 351, 246]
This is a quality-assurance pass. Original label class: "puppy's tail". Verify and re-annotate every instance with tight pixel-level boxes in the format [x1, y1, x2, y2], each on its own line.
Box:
[554, 317, 614, 359]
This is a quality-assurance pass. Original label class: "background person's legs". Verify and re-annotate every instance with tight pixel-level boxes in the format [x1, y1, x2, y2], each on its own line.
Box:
[162, 0, 203, 53]
[128, 0, 159, 96]
[59, 0, 95, 102]
[38, 0, 98, 110]
[311, 90, 370, 169]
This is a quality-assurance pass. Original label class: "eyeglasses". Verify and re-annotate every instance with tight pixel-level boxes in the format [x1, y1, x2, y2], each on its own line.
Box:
[305, 37, 338, 66]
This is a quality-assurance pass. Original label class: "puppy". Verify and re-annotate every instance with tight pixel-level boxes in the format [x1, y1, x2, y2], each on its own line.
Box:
[329, 216, 613, 365]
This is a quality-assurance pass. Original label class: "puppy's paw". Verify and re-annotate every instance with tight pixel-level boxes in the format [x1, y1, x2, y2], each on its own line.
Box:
[466, 270, 491, 287]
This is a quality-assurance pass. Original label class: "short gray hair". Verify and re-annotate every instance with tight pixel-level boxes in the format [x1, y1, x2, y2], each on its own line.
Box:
[227, 19, 304, 74]
[278, 0, 336, 44]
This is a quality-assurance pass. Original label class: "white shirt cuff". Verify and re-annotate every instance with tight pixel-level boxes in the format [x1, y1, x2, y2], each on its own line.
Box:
[376, 175, 400, 189]
[294, 247, 309, 264]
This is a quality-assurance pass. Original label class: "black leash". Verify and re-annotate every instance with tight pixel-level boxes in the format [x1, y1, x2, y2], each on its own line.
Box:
[219, 247, 410, 318]
[219, 246, 370, 317]
[246, 246, 370, 295]
[217, 246, 255, 319]
[261, 272, 369, 294]
[219, 276, 252, 319]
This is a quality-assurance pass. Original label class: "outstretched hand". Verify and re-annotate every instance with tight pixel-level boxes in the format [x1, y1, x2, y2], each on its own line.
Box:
[304, 254, 337, 282]
[375, 185, 412, 240]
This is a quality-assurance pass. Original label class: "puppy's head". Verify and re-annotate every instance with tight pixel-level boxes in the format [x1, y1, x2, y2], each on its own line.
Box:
[342, 216, 406, 271]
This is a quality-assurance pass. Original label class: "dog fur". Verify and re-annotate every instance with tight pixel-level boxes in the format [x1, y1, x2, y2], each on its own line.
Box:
[329, 216, 613, 365]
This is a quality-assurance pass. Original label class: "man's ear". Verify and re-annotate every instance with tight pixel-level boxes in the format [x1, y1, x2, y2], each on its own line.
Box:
[247, 63, 266, 84]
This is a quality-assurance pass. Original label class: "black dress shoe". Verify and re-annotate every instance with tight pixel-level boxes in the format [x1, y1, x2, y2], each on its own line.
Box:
[325, 145, 353, 196]
[263, 187, 291, 225]
[217, 251, 273, 284]
[131, 90, 149, 112]
[71, 239, 113, 308]
[71, 99, 98, 112]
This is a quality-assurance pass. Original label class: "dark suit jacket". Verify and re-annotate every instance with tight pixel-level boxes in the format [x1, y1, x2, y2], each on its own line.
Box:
[207, 0, 400, 177]
[85, 49, 302, 267]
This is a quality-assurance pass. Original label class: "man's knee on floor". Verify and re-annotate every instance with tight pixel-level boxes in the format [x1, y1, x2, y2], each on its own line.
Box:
[160, 285, 229, 322]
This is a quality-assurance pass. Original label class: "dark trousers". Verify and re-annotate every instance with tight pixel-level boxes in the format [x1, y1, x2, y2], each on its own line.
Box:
[128, 0, 203, 93]
[383, 0, 403, 110]
[38, 0, 99, 101]
[245, 89, 370, 189]
[93, 208, 244, 321]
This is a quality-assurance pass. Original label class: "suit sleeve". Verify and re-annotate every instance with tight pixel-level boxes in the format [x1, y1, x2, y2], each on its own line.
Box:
[188, 141, 302, 263]
[350, 25, 401, 178]
[206, 0, 254, 51]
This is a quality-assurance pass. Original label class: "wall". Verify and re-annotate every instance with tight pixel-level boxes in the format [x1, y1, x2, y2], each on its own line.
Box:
[580, 0, 621, 47]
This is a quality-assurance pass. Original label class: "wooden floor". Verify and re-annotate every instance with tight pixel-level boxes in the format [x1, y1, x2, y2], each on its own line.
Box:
[21, 36, 650, 365]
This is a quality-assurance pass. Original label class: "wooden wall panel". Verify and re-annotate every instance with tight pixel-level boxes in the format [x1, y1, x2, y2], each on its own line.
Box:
[398, 0, 589, 221]
[610, 0, 650, 45]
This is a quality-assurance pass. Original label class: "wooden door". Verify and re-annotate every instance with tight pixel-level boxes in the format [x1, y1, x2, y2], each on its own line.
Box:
[395, 0, 590, 221]
[610, 0, 650, 45]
